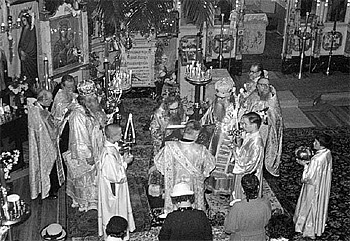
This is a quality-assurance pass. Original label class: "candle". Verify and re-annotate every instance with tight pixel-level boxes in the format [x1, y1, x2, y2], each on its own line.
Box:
[124, 114, 130, 140]
[130, 113, 135, 142]
[16, 17, 21, 27]
[44, 56, 49, 89]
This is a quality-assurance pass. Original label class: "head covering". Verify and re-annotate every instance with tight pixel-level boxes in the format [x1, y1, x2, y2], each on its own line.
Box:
[106, 216, 128, 235]
[41, 223, 67, 241]
[77, 80, 96, 96]
[215, 77, 234, 97]
[170, 182, 194, 197]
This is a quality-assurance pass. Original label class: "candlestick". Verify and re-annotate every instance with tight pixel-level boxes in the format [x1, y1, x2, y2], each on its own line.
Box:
[44, 56, 49, 90]
[104, 59, 110, 98]
[124, 114, 130, 140]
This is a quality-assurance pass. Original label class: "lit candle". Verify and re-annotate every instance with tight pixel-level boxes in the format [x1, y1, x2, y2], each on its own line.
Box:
[16, 17, 21, 28]
[1, 22, 5, 32]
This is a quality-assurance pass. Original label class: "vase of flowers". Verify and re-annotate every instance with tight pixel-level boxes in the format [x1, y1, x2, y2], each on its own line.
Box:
[0, 150, 20, 180]
[7, 77, 29, 115]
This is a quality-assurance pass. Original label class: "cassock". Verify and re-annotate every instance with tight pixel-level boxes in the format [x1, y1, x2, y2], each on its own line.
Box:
[232, 131, 264, 200]
[294, 148, 332, 238]
[154, 141, 215, 214]
[98, 140, 135, 240]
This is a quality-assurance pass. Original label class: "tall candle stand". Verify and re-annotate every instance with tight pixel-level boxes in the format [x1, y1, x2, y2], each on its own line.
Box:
[184, 61, 212, 120]
[215, 14, 230, 68]
[296, 12, 312, 79]
[103, 59, 110, 99]
[324, 18, 337, 76]
[122, 113, 136, 156]
[106, 69, 132, 124]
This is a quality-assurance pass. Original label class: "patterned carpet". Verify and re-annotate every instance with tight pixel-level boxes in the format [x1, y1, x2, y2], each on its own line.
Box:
[67, 98, 350, 240]
[266, 127, 350, 241]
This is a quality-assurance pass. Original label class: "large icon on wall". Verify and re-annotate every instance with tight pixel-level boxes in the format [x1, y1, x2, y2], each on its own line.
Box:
[179, 35, 198, 66]
[50, 15, 82, 73]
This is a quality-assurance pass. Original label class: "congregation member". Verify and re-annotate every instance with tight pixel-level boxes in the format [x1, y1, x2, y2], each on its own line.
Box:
[241, 77, 283, 177]
[105, 216, 130, 241]
[201, 77, 238, 195]
[230, 112, 264, 200]
[154, 120, 215, 214]
[294, 132, 332, 239]
[224, 173, 271, 241]
[28, 90, 64, 199]
[98, 124, 135, 240]
[158, 182, 213, 241]
[64, 80, 106, 212]
[150, 94, 186, 155]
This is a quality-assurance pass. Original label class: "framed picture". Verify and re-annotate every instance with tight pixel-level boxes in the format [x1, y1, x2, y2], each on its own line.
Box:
[50, 15, 83, 74]
[179, 35, 198, 65]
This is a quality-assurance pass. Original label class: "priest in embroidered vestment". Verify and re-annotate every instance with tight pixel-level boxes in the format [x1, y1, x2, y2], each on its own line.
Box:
[65, 80, 106, 212]
[230, 112, 264, 200]
[242, 77, 283, 177]
[201, 77, 239, 195]
[150, 94, 186, 155]
[28, 90, 64, 199]
[154, 120, 215, 214]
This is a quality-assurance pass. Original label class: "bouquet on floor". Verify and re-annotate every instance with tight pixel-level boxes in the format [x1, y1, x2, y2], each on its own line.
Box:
[0, 150, 20, 180]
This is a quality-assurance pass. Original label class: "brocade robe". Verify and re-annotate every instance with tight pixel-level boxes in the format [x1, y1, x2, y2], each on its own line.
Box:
[232, 131, 264, 199]
[98, 141, 135, 240]
[28, 102, 61, 199]
[65, 103, 105, 212]
[201, 101, 239, 195]
[294, 149, 332, 238]
[154, 141, 215, 214]
[149, 103, 185, 156]
[52, 89, 74, 124]
[243, 86, 283, 176]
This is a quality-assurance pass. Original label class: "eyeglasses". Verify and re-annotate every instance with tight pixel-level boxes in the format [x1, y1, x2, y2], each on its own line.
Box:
[257, 83, 269, 88]
[249, 70, 259, 74]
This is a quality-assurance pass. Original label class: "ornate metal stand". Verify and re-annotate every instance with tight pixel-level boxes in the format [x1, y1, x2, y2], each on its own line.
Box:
[215, 14, 230, 68]
[184, 61, 212, 120]
[296, 12, 312, 79]
[324, 20, 337, 76]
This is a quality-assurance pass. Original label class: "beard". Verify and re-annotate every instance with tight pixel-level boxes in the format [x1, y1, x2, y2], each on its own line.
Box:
[168, 111, 182, 124]
[258, 91, 270, 101]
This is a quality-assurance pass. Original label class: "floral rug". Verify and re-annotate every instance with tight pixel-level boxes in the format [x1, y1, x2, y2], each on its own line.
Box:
[266, 127, 350, 241]
[67, 97, 350, 240]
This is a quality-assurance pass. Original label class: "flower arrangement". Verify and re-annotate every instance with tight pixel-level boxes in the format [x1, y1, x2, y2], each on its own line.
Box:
[0, 150, 20, 180]
[8, 77, 29, 96]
